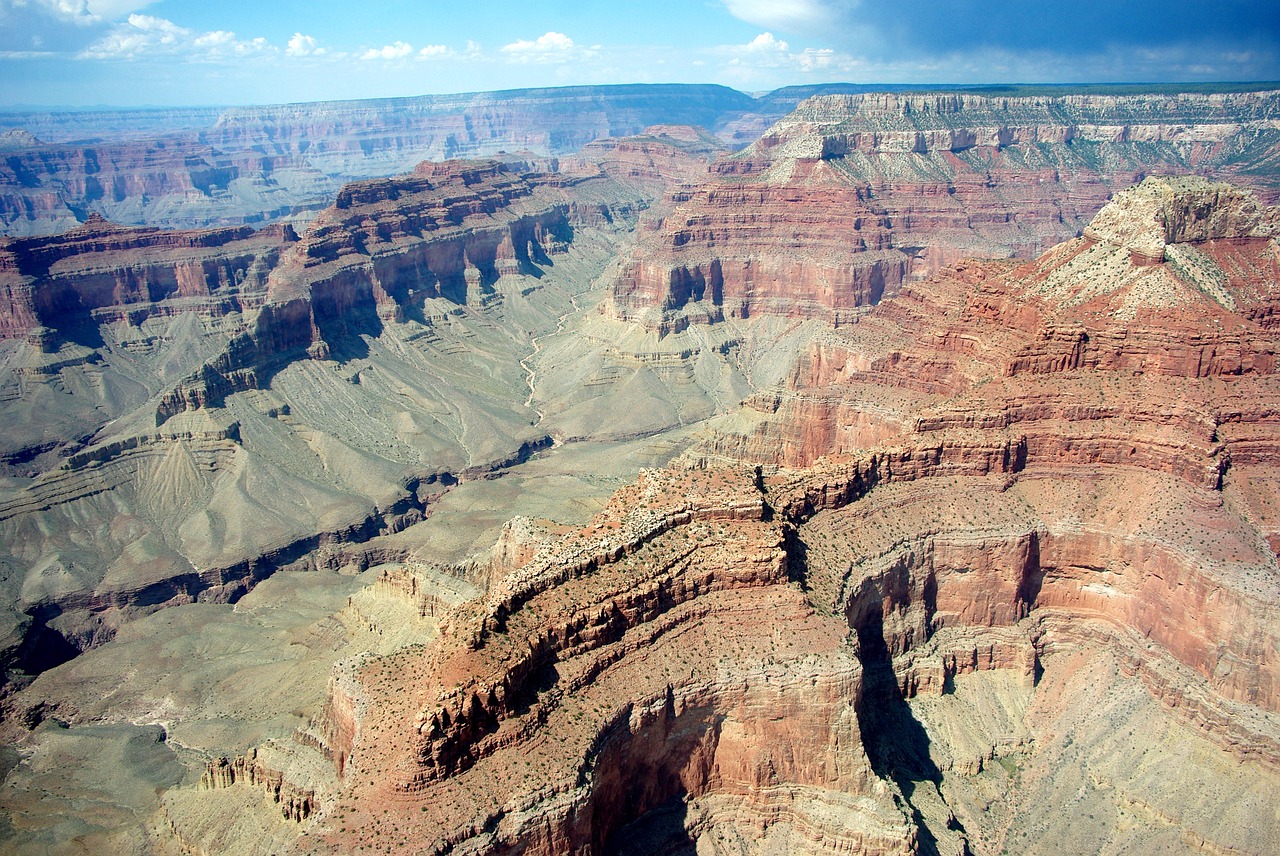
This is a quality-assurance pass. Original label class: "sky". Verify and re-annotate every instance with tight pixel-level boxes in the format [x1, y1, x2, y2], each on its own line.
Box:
[0, 0, 1276, 108]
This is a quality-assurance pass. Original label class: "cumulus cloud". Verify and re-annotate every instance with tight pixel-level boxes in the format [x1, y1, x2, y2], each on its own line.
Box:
[286, 32, 321, 57]
[0, 0, 100, 51]
[500, 31, 594, 63]
[360, 40, 413, 61]
[744, 32, 789, 52]
[79, 13, 274, 60]
[710, 30, 861, 83]
[417, 44, 448, 58]
[0, 0, 105, 26]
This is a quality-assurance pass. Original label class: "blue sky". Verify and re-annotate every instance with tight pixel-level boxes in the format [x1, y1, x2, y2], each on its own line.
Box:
[0, 0, 1276, 107]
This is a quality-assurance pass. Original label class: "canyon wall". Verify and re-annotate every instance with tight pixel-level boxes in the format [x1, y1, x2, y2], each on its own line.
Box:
[0, 214, 295, 340]
[0, 156, 662, 696]
[1, 84, 1279, 854]
[611, 90, 1280, 333]
[0, 84, 756, 236]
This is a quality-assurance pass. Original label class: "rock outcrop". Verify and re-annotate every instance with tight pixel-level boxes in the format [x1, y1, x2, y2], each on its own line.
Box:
[309, 466, 916, 855]
[156, 159, 632, 421]
[3, 84, 1280, 854]
[612, 90, 1280, 333]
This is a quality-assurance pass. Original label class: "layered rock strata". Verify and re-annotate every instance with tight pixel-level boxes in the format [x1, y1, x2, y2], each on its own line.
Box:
[0, 214, 296, 340]
[612, 90, 1280, 332]
[0, 156, 657, 695]
[301, 467, 918, 855]
[0, 84, 757, 236]
[156, 159, 628, 421]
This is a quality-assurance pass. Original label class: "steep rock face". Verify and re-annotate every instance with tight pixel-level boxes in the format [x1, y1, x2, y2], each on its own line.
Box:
[0, 214, 296, 340]
[702, 177, 1280, 473]
[612, 90, 1280, 332]
[609, 159, 910, 331]
[697, 177, 1280, 770]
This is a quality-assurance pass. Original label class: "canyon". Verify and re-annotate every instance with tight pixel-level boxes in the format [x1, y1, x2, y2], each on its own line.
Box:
[0, 84, 762, 237]
[0, 85, 1277, 855]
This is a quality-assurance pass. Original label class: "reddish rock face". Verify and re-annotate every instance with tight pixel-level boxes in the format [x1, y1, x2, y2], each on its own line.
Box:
[0, 215, 296, 339]
[308, 468, 912, 856]
[559, 125, 729, 196]
[611, 90, 1280, 333]
[709, 177, 1280, 747]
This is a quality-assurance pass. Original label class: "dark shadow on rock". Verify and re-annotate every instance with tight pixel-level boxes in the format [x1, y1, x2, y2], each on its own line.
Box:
[584, 688, 719, 856]
[783, 524, 809, 589]
[854, 610, 955, 856]
[604, 794, 696, 856]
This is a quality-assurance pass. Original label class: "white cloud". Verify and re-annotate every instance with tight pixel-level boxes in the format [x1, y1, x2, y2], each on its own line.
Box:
[79, 13, 274, 60]
[11, 0, 96, 25]
[500, 31, 595, 63]
[194, 30, 235, 49]
[745, 32, 789, 52]
[503, 31, 573, 53]
[286, 32, 322, 57]
[2, 0, 155, 26]
[711, 31, 861, 83]
[417, 43, 447, 58]
[796, 47, 838, 70]
[360, 40, 413, 61]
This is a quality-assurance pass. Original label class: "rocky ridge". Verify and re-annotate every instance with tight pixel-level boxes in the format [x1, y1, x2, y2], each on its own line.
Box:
[0, 137, 787, 717]
[154, 159, 633, 421]
[0, 82, 1278, 855]
[0, 214, 296, 341]
[0, 158, 616, 689]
